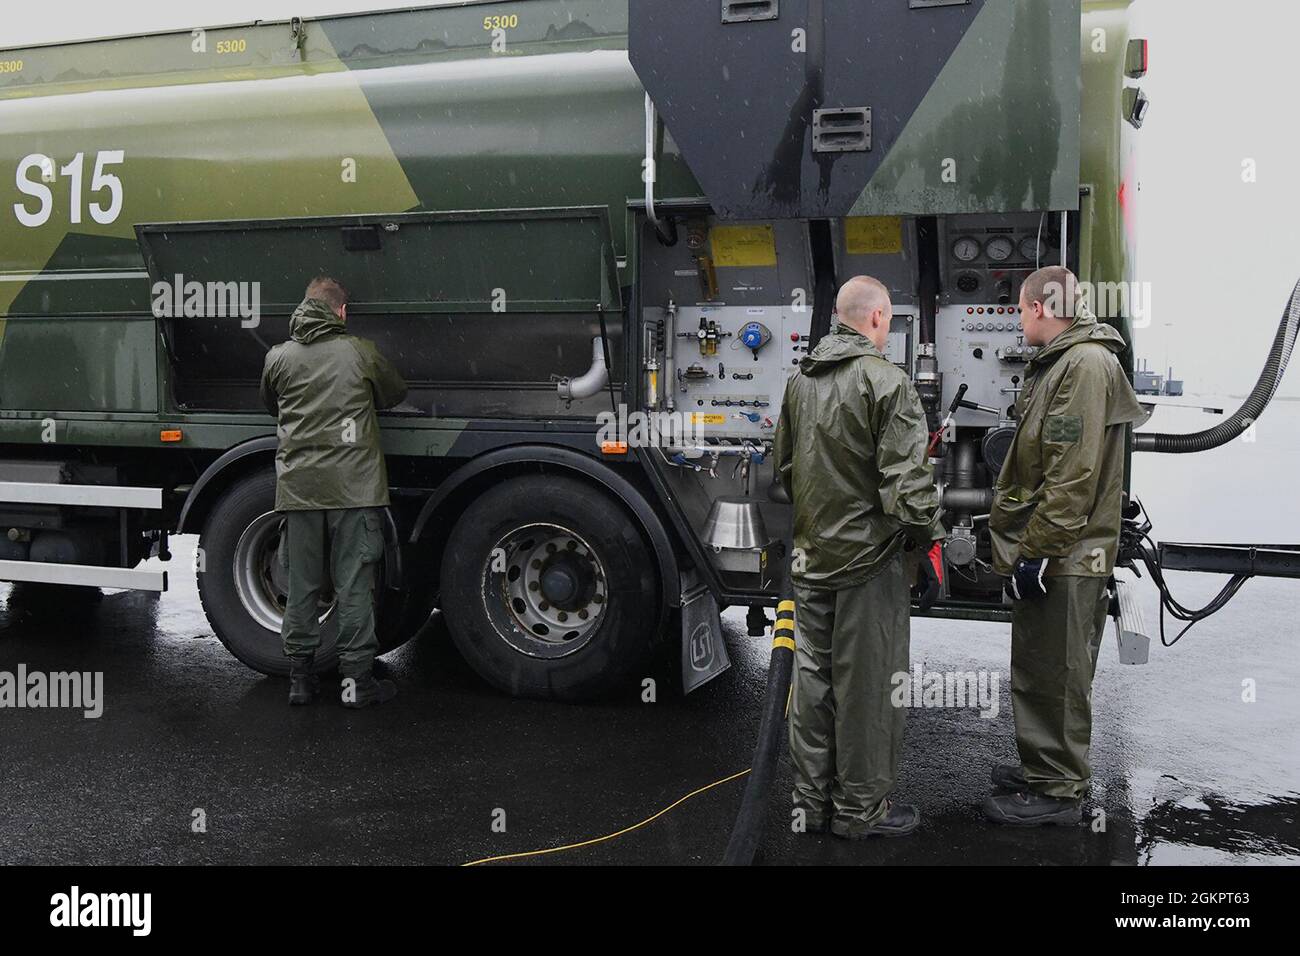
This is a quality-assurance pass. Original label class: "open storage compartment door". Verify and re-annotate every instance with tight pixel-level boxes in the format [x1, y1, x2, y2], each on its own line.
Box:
[136, 207, 624, 419]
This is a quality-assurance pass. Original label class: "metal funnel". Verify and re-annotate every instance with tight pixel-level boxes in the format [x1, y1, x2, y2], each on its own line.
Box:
[703, 496, 770, 551]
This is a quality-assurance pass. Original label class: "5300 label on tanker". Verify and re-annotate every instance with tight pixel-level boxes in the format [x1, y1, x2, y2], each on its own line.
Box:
[12, 150, 126, 228]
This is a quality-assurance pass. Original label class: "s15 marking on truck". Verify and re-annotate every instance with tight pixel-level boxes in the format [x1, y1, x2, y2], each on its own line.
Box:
[13, 150, 126, 228]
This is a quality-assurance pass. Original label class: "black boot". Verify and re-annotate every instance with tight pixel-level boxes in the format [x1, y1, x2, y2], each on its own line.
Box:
[288, 658, 320, 706]
[341, 674, 397, 709]
[983, 790, 1081, 826]
[990, 763, 1028, 791]
[831, 801, 921, 839]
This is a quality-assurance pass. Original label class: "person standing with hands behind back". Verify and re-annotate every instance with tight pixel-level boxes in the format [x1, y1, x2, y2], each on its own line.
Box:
[774, 275, 945, 840]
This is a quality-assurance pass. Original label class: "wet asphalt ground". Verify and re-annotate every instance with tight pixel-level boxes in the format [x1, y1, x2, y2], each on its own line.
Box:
[1, 530, 1297, 867]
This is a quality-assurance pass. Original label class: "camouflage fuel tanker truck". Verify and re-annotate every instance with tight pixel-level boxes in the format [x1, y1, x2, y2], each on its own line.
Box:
[2, 0, 1294, 698]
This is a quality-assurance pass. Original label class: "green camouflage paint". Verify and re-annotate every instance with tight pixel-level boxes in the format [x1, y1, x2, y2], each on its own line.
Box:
[848, 0, 1082, 217]
[0, 0, 1136, 451]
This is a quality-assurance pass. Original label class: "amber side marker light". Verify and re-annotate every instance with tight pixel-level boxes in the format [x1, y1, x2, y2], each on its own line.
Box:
[160, 429, 183, 443]
[600, 441, 629, 456]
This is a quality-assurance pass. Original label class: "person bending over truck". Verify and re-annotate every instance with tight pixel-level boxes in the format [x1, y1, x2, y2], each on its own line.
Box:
[985, 266, 1143, 824]
[259, 277, 408, 708]
[774, 275, 945, 839]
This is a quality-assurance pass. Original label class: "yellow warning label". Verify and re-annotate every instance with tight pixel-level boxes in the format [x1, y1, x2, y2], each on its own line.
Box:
[845, 216, 903, 255]
[691, 414, 727, 425]
[710, 225, 777, 268]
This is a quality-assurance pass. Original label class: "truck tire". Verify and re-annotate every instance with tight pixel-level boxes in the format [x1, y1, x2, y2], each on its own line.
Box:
[440, 474, 661, 700]
[197, 469, 414, 676]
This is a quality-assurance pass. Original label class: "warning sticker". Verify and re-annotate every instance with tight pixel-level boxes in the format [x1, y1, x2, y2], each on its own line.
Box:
[691, 414, 727, 425]
[710, 225, 777, 268]
[845, 216, 903, 255]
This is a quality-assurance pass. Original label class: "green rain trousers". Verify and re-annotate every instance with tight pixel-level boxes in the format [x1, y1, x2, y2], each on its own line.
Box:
[1011, 575, 1110, 799]
[790, 551, 910, 832]
[281, 506, 385, 678]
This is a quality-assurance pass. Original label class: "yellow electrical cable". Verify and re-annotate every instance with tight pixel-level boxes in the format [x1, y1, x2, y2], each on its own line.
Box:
[461, 768, 752, 866]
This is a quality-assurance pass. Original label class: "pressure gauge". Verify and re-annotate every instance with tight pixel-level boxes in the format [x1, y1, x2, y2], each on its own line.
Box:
[1020, 235, 1049, 262]
[985, 236, 1015, 262]
[951, 236, 981, 262]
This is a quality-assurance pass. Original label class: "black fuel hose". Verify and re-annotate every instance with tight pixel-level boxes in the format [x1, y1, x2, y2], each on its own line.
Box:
[1135, 530, 1250, 645]
[1135, 278, 1300, 453]
[1119, 500, 1252, 645]
[722, 595, 796, 866]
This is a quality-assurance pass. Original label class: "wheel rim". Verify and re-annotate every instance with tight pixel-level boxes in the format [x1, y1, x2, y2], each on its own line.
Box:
[232, 512, 330, 634]
[482, 523, 608, 659]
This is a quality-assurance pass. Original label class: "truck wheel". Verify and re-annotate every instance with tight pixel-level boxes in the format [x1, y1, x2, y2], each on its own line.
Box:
[440, 474, 661, 700]
[197, 469, 413, 676]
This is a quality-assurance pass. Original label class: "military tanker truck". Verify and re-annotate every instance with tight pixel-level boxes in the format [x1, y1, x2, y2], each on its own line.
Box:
[2, 0, 1292, 699]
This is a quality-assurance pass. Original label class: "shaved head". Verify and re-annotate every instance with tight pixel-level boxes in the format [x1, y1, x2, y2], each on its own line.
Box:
[835, 276, 893, 351]
[1018, 266, 1079, 346]
[305, 276, 349, 317]
[837, 275, 891, 326]
[1021, 266, 1077, 320]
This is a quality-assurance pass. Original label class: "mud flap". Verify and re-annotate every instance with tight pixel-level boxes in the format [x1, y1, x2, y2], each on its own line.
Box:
[1110, 578, 1150, 665]
[380, 506, 403, 591]
[680, 573, 731, 693]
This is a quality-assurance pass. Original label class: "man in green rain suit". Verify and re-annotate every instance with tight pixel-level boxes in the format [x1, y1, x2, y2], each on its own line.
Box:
[774, 275, 945, 839]
[260, 277, 408, 708]
[986, 266, 1144, 825]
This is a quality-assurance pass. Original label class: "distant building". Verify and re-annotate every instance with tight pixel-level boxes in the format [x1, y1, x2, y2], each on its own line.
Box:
[1135, 359, 1184, 396]
[1135, 359, 1163, 395]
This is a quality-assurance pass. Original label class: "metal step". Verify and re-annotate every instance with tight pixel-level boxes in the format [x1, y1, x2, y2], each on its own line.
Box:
[1111, 578, 1150, 665]
[0, 481, 162, 509]
[0, 559, 166, 592]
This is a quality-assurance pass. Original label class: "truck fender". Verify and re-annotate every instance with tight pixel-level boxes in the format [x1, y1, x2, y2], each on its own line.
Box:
[176, 436, 278, 535]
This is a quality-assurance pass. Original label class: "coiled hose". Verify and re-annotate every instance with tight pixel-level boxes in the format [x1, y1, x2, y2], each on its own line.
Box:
[1135, 278, 1300, 452]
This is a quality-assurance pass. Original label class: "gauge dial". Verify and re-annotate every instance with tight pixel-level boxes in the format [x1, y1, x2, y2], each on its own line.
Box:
[1020, 236, 1049, 262]
[951, 236, 981, 262]
[985, 236, 1015, 262]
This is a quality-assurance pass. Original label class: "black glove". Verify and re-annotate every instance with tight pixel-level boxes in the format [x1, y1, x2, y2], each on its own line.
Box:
[1008, 557, 1048, 601]
[912, 542, 943, 611]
